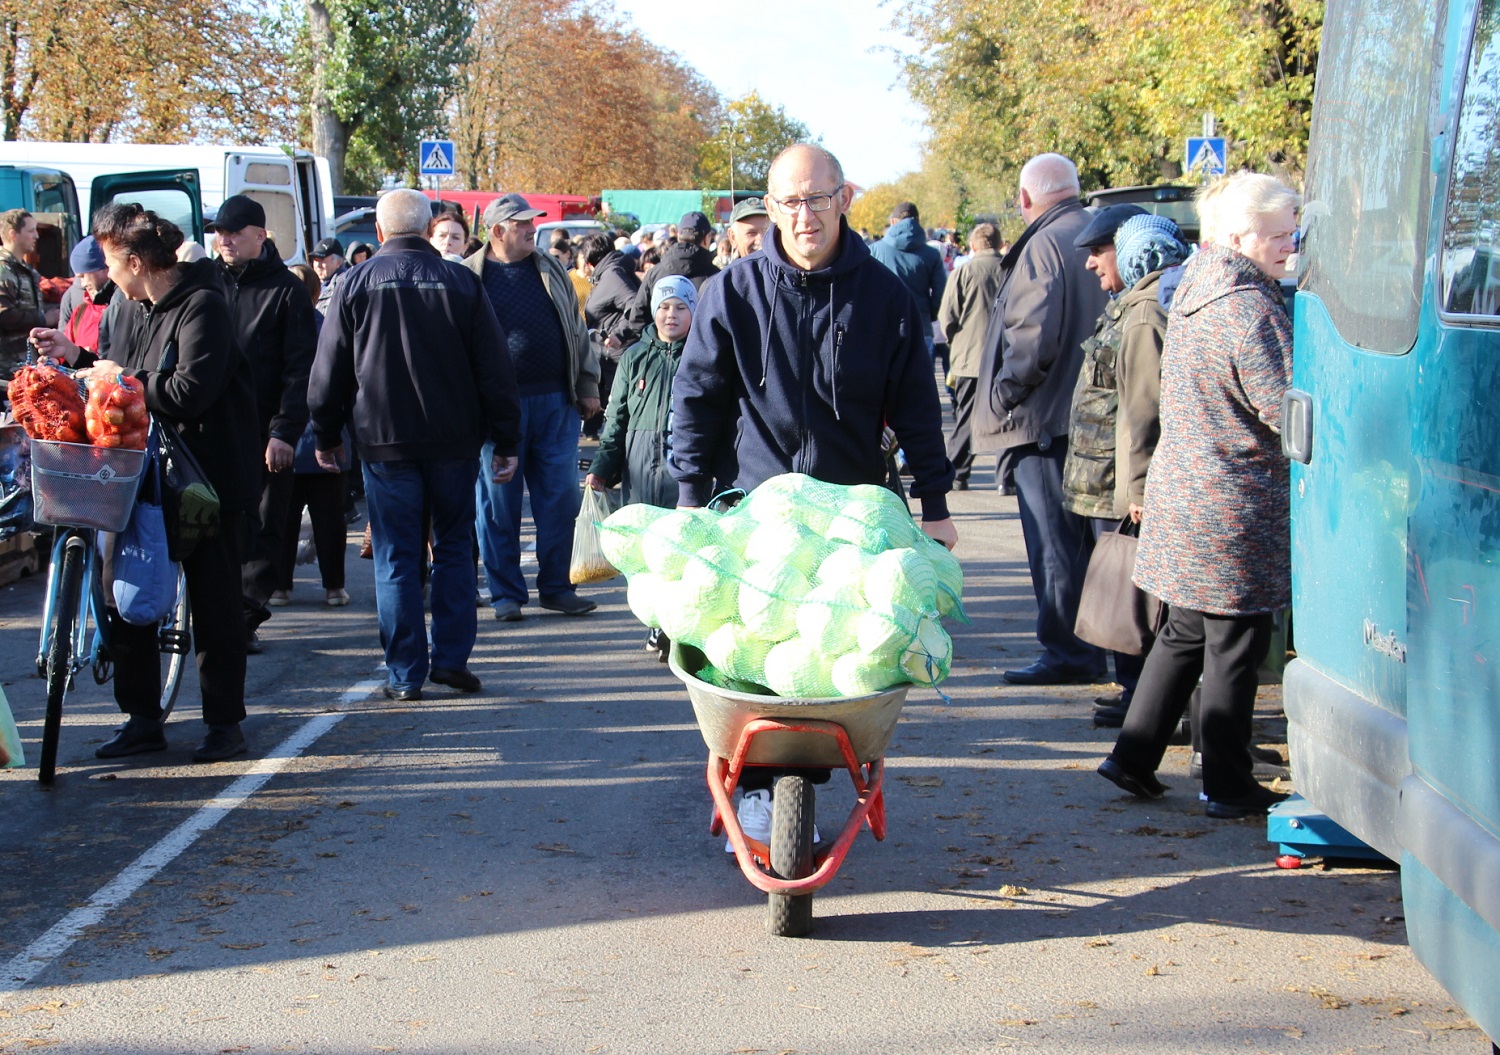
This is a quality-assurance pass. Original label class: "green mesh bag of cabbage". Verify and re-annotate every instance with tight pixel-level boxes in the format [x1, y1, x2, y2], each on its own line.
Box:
[597, 473, 965, 698]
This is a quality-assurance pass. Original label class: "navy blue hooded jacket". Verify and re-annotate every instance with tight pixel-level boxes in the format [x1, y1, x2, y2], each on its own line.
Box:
[670, 218, 954, 519]
[308, 235, 521, 463]
[869, 216, 947, 322]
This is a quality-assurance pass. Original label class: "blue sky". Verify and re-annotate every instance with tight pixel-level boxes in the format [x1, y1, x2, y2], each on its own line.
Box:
[611, 0, 930, 188]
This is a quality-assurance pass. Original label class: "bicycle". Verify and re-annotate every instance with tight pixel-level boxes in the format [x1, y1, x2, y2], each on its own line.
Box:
[27, 430, 190, 786]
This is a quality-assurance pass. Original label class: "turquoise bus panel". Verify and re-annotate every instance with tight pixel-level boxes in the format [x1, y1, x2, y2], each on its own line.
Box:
[1402, 853, 1500, 1040]
[1289, 293, 1411, 718]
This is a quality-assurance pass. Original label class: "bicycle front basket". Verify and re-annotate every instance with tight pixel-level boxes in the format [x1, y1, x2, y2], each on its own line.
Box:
[30, 438, 147, 533]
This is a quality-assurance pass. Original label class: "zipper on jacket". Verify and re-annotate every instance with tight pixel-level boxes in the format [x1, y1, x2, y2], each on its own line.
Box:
[832, 323, 846, 422]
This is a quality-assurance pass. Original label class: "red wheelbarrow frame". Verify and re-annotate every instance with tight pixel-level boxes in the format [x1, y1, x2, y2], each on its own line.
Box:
[707, 716, 887, 897]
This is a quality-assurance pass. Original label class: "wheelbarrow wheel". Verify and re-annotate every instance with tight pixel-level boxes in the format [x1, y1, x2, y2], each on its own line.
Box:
[767, 774, 815, 937]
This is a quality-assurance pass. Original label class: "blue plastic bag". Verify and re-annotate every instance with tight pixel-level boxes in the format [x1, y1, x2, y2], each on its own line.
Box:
[111, 447, 179, 626]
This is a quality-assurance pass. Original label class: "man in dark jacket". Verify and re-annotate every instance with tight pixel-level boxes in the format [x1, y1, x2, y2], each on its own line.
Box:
[619, 210, 719, 345]
[672, 143, 956, 842]
[870, 203, 947, 343]
[308, 189, 522, 701]
[210, 195, 319, 651]
[937, 222, 1007, 490]
[974, 153, 1110, 685]
[672, 144, 956, 539]
[0, 209, 47, 379]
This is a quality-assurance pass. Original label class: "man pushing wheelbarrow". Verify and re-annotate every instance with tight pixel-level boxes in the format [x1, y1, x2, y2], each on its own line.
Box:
[616, 143, 957, 935]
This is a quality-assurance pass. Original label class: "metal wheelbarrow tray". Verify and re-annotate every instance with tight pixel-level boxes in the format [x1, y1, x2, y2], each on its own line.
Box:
[668, 643, 912, 937]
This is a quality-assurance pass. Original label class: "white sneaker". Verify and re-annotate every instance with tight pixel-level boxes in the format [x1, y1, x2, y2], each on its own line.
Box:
[726, 789, 773, 852]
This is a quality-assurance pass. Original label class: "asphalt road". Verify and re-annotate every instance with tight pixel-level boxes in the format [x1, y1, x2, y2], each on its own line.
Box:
[0, 459, 1482, 1054]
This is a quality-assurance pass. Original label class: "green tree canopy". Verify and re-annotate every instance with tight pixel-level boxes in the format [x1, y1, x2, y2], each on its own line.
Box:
[695, 92, 813, 191]
[896, 0, 1321, 192]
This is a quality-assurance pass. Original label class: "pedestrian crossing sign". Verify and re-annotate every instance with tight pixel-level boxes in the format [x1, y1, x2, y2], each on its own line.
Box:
[419, 139, 456, 176]
[1185, 136, 1227, 177]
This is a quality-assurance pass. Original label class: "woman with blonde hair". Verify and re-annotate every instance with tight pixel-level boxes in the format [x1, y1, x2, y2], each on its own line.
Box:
[1098, 171, 1299, 819]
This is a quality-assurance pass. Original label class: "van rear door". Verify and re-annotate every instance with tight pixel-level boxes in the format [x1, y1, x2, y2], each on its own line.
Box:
[224, 153, 307, 264]
[89, 169, 204, 246]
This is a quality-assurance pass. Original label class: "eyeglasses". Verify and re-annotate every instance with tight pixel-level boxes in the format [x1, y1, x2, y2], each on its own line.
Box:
[769, 186, 845, 214]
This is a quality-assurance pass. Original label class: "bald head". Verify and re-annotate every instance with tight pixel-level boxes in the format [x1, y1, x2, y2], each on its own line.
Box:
[767, 143, 845, 196]
[765, 143, 852, 272]
[1017, 153, 1081, 222]
[375, 188, 431, 240]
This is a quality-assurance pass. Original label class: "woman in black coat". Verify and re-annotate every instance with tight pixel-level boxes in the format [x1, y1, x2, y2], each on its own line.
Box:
[78, 203, 261, 763]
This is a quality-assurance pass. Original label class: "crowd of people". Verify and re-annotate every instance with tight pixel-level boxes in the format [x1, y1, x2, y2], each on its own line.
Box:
[5, 144, 1299, 828]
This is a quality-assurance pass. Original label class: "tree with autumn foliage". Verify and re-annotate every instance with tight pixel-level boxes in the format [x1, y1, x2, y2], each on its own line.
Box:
[450, 0, 719, 195]
[695, 92, 813, 192]
[895, 0, 1321, 191]
[0, 1, 300, 144]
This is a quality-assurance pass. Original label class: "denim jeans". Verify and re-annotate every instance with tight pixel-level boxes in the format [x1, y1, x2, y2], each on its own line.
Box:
[1011, 440, 1105, 673]
[364, 457, 479, 690]
[476, 390, 581, 608]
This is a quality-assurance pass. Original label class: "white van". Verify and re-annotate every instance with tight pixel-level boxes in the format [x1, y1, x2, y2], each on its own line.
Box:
[0, 142, 335, 265]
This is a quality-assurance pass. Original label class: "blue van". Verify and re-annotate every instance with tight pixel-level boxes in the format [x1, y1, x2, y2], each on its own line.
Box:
[1285, 0, 1500, 1042]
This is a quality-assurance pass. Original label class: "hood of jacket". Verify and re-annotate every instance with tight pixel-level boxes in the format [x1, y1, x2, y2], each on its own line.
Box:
[656, 241, 717, 277]
[1113, 269, 1164, 317]
[762, 216, 871, 281]
[592, 250, 636, 285]
[1170, 245, 1283, 317]
[147, 257, 228, 317]
[882, 216, 929, 252]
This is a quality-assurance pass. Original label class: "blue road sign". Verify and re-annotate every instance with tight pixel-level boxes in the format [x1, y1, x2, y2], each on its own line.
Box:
[419, 139, 456, 177]
[1185, 136, 1227, 176]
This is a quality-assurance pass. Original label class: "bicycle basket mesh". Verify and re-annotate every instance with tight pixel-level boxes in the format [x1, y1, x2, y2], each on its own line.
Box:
[30, 438, 146, 532]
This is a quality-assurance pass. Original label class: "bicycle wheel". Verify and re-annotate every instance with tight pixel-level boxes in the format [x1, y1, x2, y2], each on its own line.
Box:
[158, 567, 190, 720]
[766, 774, 816, 937]
[40, 540, 85, 786]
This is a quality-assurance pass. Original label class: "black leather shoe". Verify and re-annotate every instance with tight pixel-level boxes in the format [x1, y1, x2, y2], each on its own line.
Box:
[95, 718, 167, 759]
[430, 667, 481, 693]
[539, 592, 597, 616]
[1094, 693, 1125, 709]
[383, 685, 423, 702]
[1093, 704, 1128, 728]
[492, 600, 523, 622]
[193, 723, 247, 763]
[245, 631, 264, 655]
[1206, 788, 1289, 819]
[1252, 745, 1285, 766]
[1003, 660, 1105, 686]
[1097, 758, 1168, 800]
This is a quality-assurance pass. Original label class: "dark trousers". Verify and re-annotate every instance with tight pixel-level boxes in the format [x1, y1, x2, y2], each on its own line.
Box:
[1011, 440, 1103, 672]
[1109, 605, 1274, 800]
[1088, 517, 1145, 698]
[276, 472, 347, 591]
[242, 465, 294, 632]
[947, 376, 977, 484]
[112, 512, 248, 725]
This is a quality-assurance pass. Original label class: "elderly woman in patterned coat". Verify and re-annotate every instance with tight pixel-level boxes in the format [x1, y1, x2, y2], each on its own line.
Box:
[1097, 172, 1299, 819]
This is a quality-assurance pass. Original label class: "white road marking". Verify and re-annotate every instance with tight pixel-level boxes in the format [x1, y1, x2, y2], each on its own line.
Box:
[0, 677, 385, 992]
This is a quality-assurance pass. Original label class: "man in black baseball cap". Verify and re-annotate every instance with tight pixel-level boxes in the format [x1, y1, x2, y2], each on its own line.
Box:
[619, 209, 719, 344]
[210, 193, 319, 653]
[310, 236, 346, 314]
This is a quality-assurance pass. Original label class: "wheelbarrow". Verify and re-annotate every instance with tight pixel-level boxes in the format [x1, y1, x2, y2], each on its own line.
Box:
[668, 642, 910, 937]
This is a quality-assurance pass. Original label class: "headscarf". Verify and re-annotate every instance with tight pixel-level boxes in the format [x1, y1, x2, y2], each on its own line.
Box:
[651, 274, 697, 315]
[1115, 214, 1191, 291]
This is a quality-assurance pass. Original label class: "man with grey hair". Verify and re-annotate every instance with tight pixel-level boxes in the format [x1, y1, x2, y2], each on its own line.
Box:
[308, 188, 522, 701]
[974, 152, 1110, 686]
[463, 193, 600, 621]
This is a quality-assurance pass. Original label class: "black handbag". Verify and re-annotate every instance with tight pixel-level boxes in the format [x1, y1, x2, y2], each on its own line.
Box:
[154, 421, 220, 562]
[1074, 518, 1165, 656]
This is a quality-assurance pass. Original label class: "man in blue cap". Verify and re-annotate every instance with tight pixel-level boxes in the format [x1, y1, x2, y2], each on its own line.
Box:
[54, 236, 119, 361]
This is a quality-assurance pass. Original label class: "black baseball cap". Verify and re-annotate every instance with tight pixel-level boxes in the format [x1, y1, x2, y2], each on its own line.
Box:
[311, 236, 345, 259]
[206, 194, 267, 232]
[1074, 204, 1147, 249]
[679, 211, 713, 238]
